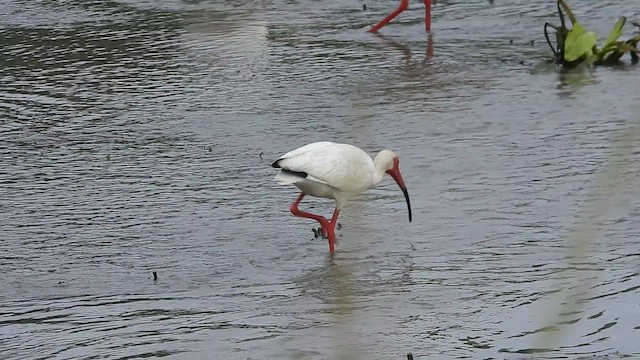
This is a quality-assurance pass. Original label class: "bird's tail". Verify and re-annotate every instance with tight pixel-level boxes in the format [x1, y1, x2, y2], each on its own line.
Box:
[274, 172, 303, 185]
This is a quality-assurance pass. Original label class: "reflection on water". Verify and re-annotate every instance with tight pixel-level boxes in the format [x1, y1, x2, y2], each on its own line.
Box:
[1, 0, 639, 359]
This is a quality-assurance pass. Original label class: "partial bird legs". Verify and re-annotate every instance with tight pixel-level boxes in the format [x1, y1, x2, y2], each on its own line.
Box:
[290, 193, 340, 253]
[314, 221, 342, 239]
[368, 0, 408, 33]
[368, 0, 431, 33]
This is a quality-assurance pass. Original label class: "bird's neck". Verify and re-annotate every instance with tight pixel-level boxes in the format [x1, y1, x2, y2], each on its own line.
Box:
[372, 165, 386, 187]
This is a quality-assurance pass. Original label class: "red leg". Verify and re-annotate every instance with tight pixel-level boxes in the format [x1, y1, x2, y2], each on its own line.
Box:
[368, 0, 409, 33]
[327, 208, 340, 246]
[290, 193, 336, 253]
[317, 208, 340, 242]
[425, 0, 432, 32]
[330, 208, 340, 227]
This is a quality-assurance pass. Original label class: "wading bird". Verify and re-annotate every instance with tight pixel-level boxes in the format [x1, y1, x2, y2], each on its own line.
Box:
[272, 142, 412, 254]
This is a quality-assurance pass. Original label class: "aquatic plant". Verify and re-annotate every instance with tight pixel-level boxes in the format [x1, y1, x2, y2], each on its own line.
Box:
[544, 0, 640, 66]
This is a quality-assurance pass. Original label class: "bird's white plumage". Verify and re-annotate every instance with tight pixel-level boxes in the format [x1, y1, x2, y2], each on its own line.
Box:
[275, 142, 375, 192]
[273, 141, 380, 209]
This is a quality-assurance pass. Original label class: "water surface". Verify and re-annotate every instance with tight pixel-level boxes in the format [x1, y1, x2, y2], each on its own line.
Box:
[1, 1, 640, 359]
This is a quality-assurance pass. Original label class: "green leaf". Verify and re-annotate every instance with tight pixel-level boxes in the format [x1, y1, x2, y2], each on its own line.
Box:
[602, 17, 626, 50]
[586, 54, 599, 65]
[564, 23, 598, 62]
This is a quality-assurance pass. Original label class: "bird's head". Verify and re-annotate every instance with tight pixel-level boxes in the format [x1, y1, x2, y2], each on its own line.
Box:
[374, 149, 412, 222]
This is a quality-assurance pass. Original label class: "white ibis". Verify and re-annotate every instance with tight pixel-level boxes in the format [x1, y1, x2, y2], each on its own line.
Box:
[272, 141, 412, 254]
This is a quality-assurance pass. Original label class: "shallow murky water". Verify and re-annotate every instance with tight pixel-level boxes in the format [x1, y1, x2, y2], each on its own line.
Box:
[1, 1, 640, 359]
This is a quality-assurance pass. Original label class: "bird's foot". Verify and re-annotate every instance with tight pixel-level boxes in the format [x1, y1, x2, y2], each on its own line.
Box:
[312, 227, 328, 239]
[312, 227, 337, 254]
[308, 217, 337, 253]
[313, 222, 342, 239]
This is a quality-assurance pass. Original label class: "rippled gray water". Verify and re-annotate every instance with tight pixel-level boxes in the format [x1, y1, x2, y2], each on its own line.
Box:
[1, 1, 640, 359]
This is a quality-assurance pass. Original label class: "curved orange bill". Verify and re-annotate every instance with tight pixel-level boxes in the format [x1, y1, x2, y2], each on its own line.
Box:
[387, 159, 412, 222]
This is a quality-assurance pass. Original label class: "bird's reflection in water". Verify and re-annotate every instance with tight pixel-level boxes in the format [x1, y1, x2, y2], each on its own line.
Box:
[290, 237, 418, 359]
[292, 257, 361, 359]
[372, 32, 434, 66]
[295, 255, 355, 306]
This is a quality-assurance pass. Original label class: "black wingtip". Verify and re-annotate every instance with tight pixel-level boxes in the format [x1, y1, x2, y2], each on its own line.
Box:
[283, 169, 308, 178]
[271, 159, 281, 168]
